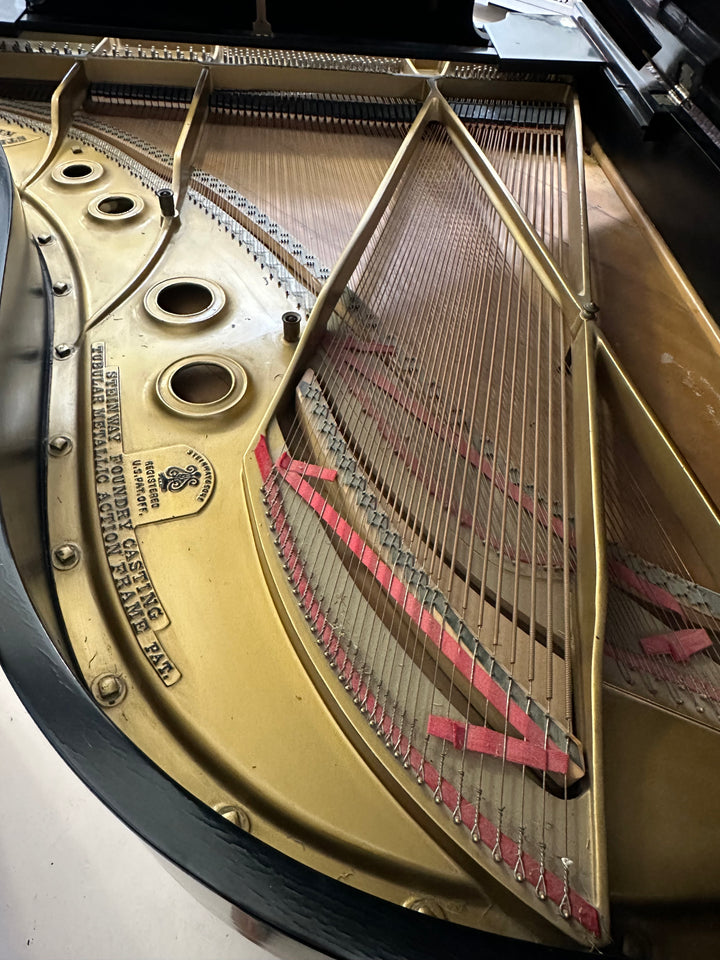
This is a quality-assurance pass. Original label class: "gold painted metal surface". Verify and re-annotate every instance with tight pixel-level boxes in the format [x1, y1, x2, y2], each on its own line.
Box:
[0, 36, 718, 957]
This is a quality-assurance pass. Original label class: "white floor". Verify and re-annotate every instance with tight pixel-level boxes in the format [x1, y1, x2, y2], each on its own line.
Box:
[0, 663, 275, 960]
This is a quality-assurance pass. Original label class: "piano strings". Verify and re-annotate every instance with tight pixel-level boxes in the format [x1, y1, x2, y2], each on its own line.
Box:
[258, 111, 598, 934]
[195, 100, 407, 275]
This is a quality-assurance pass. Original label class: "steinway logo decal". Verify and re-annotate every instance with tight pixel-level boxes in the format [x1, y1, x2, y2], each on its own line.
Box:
[159, 464, 202, 493]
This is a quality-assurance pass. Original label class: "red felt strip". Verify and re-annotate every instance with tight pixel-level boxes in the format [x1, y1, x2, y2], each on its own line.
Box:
[255, 435, 273, 480]
[281, 466, 550, 746]
[253, 441, 600, 937]
[609, 559, 684, 615]
[277, 451, 338, 481]
[640, 628, 712, 663]
[605, 644, 720, 702]
[428, 715, 569, 774]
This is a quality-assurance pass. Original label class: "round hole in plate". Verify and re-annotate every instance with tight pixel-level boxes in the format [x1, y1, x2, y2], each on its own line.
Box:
[156, 355, 247, 418]
[144, 277, 225, 325]
[170, 362, 234, 405]
[88, 193, 144, 222]
[52, 159, 104, 185]
[158, 281, 214, 316]
[98, 195, 135, 214]
[63, 162, 93, 178]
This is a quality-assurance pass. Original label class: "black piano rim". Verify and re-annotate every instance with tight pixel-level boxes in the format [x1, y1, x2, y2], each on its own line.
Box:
[0, 146, 589, 960]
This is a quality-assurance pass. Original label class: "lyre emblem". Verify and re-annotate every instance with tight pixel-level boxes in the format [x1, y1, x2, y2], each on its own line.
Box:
[158, 464, 201, 493]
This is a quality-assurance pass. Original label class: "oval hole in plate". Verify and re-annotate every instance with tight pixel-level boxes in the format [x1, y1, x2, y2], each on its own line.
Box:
[52, 159, 104, 185]
[170, 361, 234, 405]
[157, 281, 214, 317]
[97, 195, 135, 214]
[62, 162, 93, 178]
[88, 193, 144, 222]
[144, 277, 225, 325]
[156, 355, 247, 417]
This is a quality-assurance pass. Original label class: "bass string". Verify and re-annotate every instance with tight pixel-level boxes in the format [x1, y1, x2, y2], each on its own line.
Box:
[372, 121, 516, 749]
[268, 116, 576, 752]
[264, 127, 446, 688]
[318, 125, 466, 711]
[258, 115, 588, 897]
[80, 106, 185, 159]
[270, 120, 496, 736]
[330, 124, 568, 744]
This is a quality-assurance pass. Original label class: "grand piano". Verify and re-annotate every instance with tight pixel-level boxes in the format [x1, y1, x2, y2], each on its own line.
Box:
[0, 2, 718, 957]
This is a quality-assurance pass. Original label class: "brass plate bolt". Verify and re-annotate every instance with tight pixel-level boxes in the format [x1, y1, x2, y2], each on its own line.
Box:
[214, 803, 251, 832]
[52, 280, 70, 296]
[91, 673, 127, 707]
[54, 343, 74, 359]
[36, 234, 53, 246]
[282, 311, 301, 343]
[157, 188, 176, 218]
[48, 435, 73, 456]
[581, 300, 599, 319]
[52, 542, 80, 569]
[403, 897, 447, 919]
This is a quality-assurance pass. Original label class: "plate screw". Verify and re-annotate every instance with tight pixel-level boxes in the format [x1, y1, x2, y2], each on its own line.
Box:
[157, 188, 176, 218]
[214, 803, 251, 832]
[91, 673, 127, 706]
[52, 280, 70, 296]
[282, 311, 301, 343]
[403, 897, 446, 919]
[54, 343, 74, 359]
[48, 435, 72, 456]
[52, 542, 80, 569]
[37, 234, 53, 245]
